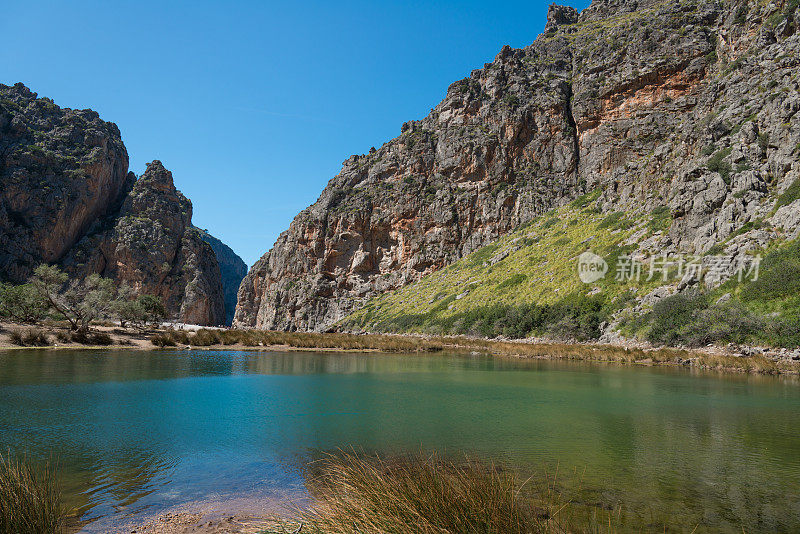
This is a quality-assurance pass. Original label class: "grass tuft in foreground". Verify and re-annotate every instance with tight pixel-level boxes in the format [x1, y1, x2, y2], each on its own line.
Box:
[0, 454, 65, 534]
[290, 450, 615, 534]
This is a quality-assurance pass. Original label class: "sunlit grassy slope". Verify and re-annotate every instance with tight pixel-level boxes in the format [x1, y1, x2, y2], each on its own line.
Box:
[340, 187, 800, 347]
[340, 192, 672, 335]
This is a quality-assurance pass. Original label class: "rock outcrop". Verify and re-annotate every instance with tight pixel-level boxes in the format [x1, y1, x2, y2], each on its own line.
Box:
[0, 83, 129, 282]
[0, 84, 229, 325]
[235, 0, 800, 331]
[198, 229, 247, 325]
[63, 161, 226, 326]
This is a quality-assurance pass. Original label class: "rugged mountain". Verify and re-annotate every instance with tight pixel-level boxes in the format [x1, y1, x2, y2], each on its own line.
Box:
[63, 161, 226, 325]
[0, 83, 129, 282]
[198, 229, 247, 325]
[236, 0, 800, 331]
[0, 83, 229, 325]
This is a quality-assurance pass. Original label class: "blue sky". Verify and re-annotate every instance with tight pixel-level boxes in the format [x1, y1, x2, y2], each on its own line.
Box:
[1, 0, 587, 267]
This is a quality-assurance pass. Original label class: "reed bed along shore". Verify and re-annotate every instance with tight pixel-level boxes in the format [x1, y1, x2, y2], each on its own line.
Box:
[0, 454, 65, 534]
[2, 320, 794, 375]
[1, 451, 627, 534]
[273, 450, 618, 534]
[149, 327, 800, 375]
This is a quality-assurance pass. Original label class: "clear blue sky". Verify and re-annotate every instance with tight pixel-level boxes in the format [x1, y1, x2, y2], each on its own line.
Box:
[1, 0, 587, 267]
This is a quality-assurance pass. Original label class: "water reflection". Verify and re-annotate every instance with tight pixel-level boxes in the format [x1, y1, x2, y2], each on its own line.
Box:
[0, 349, 798, 532]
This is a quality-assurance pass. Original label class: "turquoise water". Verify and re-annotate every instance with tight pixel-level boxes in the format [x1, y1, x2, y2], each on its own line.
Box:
[0, 349, 799, 532]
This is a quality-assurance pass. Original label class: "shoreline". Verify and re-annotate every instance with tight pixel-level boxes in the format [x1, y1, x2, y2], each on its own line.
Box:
[1, 321, 799, 375]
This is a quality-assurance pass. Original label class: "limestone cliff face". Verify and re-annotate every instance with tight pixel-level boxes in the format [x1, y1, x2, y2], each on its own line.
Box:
[0, 84, 228, 326]
[63, 161, 226, 326]
[198, 229, 247, 325]
[236, 0, 800, 331]
[0, 83, 129, 282]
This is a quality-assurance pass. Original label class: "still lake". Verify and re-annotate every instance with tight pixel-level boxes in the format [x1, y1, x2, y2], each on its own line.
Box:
[0, 349, 798, 532]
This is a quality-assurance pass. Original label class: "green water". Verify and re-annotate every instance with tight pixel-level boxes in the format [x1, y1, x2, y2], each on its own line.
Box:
[0, 349, 798, 532]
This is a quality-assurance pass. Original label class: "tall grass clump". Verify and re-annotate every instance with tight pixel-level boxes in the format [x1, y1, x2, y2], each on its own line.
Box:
[8, 328, 50, 347]
[150, 332, 177, 347]
[297, 450, 612, 534]
[0, 454, 65, 534]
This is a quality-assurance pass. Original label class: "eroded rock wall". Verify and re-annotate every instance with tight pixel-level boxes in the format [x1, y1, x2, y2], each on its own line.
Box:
[0, 83, 129, 281]
[63, 161, 226, 326]
[236, 0, 800, 331]
[0, 84, 228, 325]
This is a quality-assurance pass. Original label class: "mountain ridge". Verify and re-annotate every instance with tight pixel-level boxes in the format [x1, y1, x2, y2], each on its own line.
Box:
[0, 82, 245, 326]
[234, 0, 800, 333]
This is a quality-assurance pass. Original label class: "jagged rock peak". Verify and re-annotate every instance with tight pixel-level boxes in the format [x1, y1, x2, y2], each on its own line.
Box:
[234, 0, 800, 332]
[544, 4, 579, 32]
[138, 160, 175, 188]
[1, 85, 233, 326]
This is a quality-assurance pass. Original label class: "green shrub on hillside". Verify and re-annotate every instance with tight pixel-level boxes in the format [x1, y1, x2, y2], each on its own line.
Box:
[377, 293, 611, 341]
[775, 179, 800, 210]
[648, 205, 672, 233]
[740, 239, 800, 302]
[707, 147, 733, 182]
[466, 243, 500, 267]
[598, 211, 634, 230]
[569, 190, 600, 209]
[632, 291, 765, 347]
[497, 274, 527, 290]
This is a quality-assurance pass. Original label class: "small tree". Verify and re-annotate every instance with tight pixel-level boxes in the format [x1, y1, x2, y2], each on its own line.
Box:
[66, 274, 117, 331]
[0, 283, 47, 324]
[30, 265, 117, 332]
[114, 291, 166, 329]
[137, 294, 167, 326]
[30, 264, 73, 328]
[112, 284, 138, 328]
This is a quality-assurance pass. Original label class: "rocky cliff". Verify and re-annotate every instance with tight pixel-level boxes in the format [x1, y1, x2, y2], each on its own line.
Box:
[198, 229, 247, 325]
[0, 83, 129, 282]
[62, 161, 226, 326]
[0, 83, 228, 325]
[235, 0, 800, 331]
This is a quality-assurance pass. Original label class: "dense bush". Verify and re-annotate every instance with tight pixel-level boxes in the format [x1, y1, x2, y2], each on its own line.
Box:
[707, 147, 733, 182]
[191, 328, 221, 346]
[775, 178, 800, 210]
[645, 291, 709, 345]
[383, 294, 611, 341]
[68, 331, 113, 345]
[740, 239, 800, 301]
[8, 328, 51, 347]
[648, 205, 672, 233]
[764, 315, 800, 348]
[150, 332, 177, 347]
[632, 291, 770, 347]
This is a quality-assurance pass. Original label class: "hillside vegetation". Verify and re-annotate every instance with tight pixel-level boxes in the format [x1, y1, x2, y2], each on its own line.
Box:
[341, 192, 800, 348]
